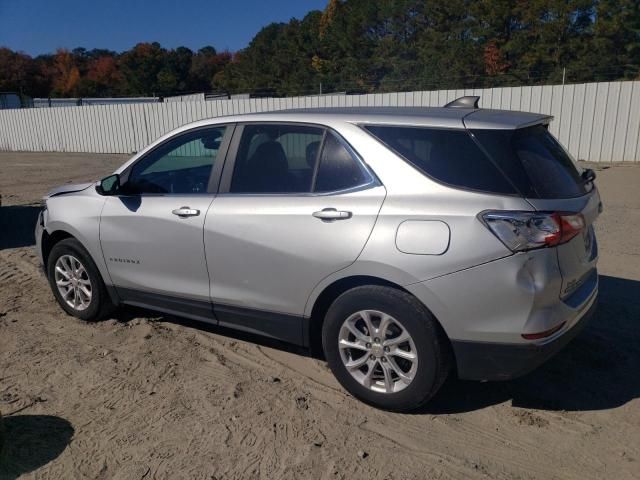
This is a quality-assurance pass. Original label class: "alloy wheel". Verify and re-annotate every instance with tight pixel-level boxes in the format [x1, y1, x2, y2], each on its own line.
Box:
[54, 254, 92, 311]
[338, 309, 418, 394]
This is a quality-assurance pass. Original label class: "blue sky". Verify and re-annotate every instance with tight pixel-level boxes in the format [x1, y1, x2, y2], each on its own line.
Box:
[0, 0, 327, 55]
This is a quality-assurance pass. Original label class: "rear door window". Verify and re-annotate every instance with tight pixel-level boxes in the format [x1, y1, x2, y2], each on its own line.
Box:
[364, 125, 516, 195]
[230, 124, 324, 193]
[472, 125, 589, 199]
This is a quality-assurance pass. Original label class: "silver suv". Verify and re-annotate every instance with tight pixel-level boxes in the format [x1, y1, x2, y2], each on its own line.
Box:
[36, 97, 600, 411]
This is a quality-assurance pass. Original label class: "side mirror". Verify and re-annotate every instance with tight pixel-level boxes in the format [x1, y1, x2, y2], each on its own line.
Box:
[96, 174, 120, 196]
[581, 168, 596, 184]
[201, 133, 222, 150]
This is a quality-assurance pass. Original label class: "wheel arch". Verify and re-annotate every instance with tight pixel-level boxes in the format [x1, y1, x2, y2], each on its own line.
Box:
[41, 229, 75, 270]
[306, 274, 452, 360]
[40, 227, 120, 306]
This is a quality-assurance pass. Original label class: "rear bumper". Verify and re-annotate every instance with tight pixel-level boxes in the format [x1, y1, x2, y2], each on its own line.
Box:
[452, 290, 598, 381]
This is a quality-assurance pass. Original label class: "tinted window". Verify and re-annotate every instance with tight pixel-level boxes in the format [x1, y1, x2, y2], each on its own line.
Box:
[126, 127, 225, 194]
[230, 124, 323, 193]
[365, 126, 516, 194]
[314, 133, 371, 192]
[472, 126, 588, 199]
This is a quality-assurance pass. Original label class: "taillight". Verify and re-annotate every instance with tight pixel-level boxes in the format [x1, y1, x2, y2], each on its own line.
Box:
[522, 322, 566, 340]
[481, 211, 585, 252]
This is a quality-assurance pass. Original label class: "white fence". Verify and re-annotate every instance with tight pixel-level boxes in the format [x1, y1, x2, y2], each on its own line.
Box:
[1, 81, 639, 162]
[164, 93, 206, 103]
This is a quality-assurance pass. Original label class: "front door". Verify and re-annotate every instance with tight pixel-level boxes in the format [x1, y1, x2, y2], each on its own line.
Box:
[204, 124, 385, 342]
[100, 125, 231, 316]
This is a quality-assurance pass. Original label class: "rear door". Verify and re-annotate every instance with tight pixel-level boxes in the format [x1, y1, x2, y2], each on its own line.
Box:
[472, 125, 601, 300]
[203, 123, 385, 343]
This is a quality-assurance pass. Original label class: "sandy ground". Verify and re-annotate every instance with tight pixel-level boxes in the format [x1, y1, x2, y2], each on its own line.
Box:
[0, 152, 639, 480]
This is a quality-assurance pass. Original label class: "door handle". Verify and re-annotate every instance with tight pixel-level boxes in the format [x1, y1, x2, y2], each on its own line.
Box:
[172, 206, 200, 217]
[312, 208, 352, 221]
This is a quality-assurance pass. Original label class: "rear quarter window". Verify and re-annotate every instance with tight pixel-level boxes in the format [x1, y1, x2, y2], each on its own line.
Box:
[364, 125, 516, 195]
[314, 133, 372, 193]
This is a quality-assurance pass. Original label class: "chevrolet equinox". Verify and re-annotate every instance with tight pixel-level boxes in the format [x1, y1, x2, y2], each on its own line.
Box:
[36, 97, 600, 411]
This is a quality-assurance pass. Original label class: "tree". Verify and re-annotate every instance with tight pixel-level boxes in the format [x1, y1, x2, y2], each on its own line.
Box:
[118, 42, 168, 95]
[165, 46, 193, 92]
[484, 40, 510, 76]
[214, 12, 322, 96]
[50, 49, 81, 96]
[189, 46, 232, 92]
[84, 55, 124, 96]
[588, 0, 640, 80]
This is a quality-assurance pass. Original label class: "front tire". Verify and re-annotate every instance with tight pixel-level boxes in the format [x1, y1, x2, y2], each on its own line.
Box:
[322, 285, 450, 411]
[47, 238, 114, 321]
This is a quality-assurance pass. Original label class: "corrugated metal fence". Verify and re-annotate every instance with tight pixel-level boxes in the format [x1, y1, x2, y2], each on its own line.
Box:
[1, 80, 639, 162]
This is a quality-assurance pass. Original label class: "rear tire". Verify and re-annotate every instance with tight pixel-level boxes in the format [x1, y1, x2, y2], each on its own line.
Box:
[322, 285, 450, 411]
[0, 412, 4, 459]
[47, 238, 115, 321]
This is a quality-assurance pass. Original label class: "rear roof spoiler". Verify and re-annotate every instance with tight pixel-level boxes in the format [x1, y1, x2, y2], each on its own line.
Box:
[444, 96, 480, 109]
[463, 109, 553, 130]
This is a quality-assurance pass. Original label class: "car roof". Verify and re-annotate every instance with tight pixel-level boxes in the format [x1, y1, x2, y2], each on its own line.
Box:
[208, 107, 552, 130]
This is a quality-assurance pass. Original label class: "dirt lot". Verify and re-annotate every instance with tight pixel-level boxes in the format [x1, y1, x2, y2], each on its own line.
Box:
[1, 152, 639, 480]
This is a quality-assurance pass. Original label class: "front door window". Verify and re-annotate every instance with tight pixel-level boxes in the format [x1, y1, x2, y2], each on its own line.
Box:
[125, 126, 227, 194]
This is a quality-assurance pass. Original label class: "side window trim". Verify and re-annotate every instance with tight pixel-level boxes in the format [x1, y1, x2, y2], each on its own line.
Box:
[120, 124, 235, 196]
[218, 124, 245, 194]
[309, 130, 328, 192]
[218, 121, 379, 196]
[207, 124, 235, 194]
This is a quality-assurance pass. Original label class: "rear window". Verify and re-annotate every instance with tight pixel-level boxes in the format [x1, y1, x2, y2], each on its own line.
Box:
[364, 125, 517, 195]
[472, 125, 589, 199]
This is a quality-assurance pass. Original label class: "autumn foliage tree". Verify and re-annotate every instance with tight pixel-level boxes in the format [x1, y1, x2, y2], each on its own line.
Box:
[85, 56, 123, 96]
[50, 49, 81, 96]
[483, 40, 510, 76]
[0, 47, 51, 97]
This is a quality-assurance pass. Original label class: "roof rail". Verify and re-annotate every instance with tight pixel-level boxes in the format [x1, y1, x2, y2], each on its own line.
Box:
[444, 96, 480, 109]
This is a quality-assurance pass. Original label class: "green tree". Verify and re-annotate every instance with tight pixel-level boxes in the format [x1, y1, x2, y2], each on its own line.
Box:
[190, 46, 232, 92]
[118, 42, 168, 95]
[588, 0, 640, 80]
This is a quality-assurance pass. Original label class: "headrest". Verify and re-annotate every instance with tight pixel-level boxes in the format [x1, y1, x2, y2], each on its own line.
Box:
[249, 141, 288, 174]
